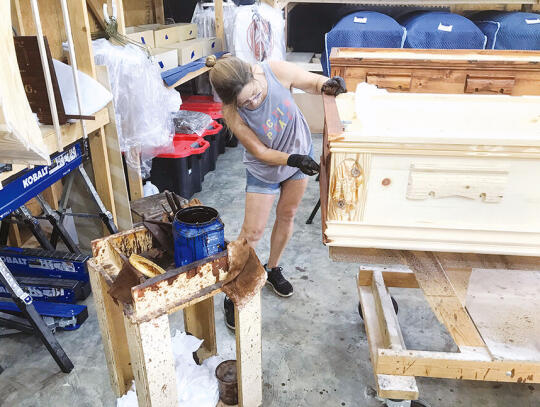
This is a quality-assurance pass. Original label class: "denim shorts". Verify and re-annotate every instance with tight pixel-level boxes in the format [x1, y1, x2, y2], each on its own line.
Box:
[246, 145, 314, 195]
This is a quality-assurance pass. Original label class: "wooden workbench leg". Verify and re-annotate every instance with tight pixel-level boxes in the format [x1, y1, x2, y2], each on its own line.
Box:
[235, 291, 263, 407]
[183, 297, 217, 362]
[88, 265, 133, 397]
[124, 314, 178, 407]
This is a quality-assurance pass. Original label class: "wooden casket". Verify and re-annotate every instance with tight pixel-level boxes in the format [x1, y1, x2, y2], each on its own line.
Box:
[320, 91, 540, 256]
[329, 48, 540, 96]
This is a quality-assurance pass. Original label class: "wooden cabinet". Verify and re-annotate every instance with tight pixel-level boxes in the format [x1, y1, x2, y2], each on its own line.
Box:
[330, 48, 540, 96]
[320, 91, 540, 256]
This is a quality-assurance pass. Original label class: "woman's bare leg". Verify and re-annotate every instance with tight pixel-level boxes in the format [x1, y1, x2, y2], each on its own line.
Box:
[238, 192, 276, 247]
[267, 177, 308, 268]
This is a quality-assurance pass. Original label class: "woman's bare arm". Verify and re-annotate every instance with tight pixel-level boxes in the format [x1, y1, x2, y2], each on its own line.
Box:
[268, 60, 327, 94]
[224, 106, 289, 166]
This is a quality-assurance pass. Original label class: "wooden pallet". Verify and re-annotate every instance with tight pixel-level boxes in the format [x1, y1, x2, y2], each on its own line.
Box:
[88, 226, 263, 407]
[341, 247, 540, 400]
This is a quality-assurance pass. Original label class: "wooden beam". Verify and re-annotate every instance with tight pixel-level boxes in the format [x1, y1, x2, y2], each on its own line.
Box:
[322, 94, 344, 142]
[124, 314, 178, 407]
[67, 0, 96, 78]
[371, 271, 404, 350]
[357, 266, 419, 288]
[126, 148, 144, 201]
[377, 347, 540, 383]
[214, 0, 224, 43]
[357, 275, 418, 400]
[89, 128, 118, 227]
[130, 251, 229, 323]
[235, 291, 263, 407]
[95, 65, 133, 231]
[88, 259, 133, 397]
[399, 251, 486, 349]
[183, 297, 217, 362]
[152, 0, 164, 25]
[11, 0, 25, 35]
[85, 0, 106, 30]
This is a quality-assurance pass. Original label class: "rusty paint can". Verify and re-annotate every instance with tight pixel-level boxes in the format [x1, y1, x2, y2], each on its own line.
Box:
[216, 360, 238, 405]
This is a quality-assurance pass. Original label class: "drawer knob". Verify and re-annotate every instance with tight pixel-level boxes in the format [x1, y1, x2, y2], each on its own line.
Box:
[382, 178, 391, 186]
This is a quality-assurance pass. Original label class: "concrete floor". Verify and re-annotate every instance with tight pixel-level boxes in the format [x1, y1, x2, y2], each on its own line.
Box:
[1, 133, 539, 407]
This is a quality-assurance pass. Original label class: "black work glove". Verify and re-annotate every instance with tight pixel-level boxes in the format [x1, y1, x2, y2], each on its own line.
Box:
[287, 154, 320, 176]
[321, 76, 347, 96]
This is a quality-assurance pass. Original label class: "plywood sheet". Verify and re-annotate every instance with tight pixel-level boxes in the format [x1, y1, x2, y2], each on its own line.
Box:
[466, 268, 540, 361]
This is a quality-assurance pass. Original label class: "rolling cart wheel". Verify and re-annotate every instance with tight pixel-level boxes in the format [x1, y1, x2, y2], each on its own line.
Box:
[385, 399, 432, 407]
[358, 296, 399, 320]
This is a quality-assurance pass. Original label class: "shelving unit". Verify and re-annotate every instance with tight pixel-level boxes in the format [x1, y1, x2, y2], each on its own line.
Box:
[4, 0, 133, 232]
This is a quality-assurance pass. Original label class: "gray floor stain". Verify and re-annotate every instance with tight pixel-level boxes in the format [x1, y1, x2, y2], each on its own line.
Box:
[1, 134, 538, 407]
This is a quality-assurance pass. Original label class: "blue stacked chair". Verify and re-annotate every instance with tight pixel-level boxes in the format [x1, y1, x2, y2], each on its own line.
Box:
[472, 11, 540, 50]
[400, 11, 486, 49]
[322, 11, 406, 76]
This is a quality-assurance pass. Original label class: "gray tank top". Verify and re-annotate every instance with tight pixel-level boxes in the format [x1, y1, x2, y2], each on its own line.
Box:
[238, 62, 312, 184]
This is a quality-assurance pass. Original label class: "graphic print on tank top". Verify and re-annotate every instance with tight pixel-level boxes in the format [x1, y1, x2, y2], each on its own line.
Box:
[261, 99, 294, 142]
[238, 62, 312, 184]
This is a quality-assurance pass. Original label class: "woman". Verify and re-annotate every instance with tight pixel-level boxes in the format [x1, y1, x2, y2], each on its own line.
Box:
[207, 56, 346, 329]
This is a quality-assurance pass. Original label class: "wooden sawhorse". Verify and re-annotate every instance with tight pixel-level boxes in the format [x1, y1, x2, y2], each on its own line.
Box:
[88, 226, 263, 407]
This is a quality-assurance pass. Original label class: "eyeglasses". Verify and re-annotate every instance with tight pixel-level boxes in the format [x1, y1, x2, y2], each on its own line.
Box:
[239, 80, 262, 109]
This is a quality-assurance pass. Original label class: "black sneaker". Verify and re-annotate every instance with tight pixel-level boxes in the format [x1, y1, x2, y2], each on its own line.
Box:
[223, 296, 235, 330]
[265, 265, 294, 297]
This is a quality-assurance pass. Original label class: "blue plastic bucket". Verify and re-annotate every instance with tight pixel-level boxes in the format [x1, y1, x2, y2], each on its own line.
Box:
[173, 206, 225, 267]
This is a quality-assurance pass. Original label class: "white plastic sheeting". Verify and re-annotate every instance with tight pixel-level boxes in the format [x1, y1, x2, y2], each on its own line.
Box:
[53, 59, 112, 117]
[116, 330, 222, 407]
[92, 39, 181, 177]
[191, 2, 238, 52]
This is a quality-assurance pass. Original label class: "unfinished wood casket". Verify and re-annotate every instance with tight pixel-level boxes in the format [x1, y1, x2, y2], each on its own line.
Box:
[320, 91, 540, 256]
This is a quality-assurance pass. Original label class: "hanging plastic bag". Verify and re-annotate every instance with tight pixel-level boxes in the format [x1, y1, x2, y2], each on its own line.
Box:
[233, 3, 286, 63]
[92, 39, 181, 178]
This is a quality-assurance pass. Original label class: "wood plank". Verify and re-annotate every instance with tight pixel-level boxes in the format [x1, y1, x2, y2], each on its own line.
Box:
[89, 128, 118, 227]
[357, 266, 419, 288]
[321, 94, 343, 142]
[11, 0, 25, 35]
[40, 107, 109, 151]
[122, 0, 155, 26]
[183, 297, 217, 362]
[152, 0, 164, 24]
[371, 271, 404, 350]
[67, 0, 96, 78]
[377, 347, 540, 383]
[399, 251, 486, 349]
[126, 147, 144, 201]
[124, 314, 178, 407]
[86, 0, 106, 30]
[214, 0, 224, 44]
[130, 251, 229, 323]
[95, 65, 133, 231]
[235, 291, 263, 407]
[357, 276, 418, 400]
[88, 259, 133, 397]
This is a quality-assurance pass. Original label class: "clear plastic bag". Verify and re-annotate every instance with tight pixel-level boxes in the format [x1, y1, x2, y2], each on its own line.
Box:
[172, 110, 213, 136]
[191, 2, 237, 51]
[233, 3, 286, 63]
[92, 39, 181, 178]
